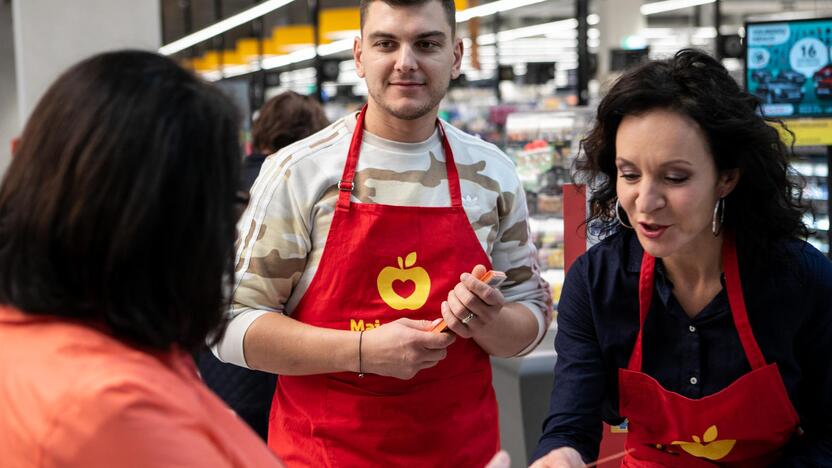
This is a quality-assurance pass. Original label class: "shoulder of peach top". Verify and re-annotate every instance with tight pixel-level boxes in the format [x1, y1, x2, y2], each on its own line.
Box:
[0, 306, 105, 332]
[147, 346, 201, 382]
[55, 347, 206, 420]
[1, 309, 199, 395]
[0, 305, 35, 322]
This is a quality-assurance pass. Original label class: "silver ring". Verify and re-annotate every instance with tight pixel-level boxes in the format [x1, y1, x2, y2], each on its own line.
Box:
[461, 312, 476, 325]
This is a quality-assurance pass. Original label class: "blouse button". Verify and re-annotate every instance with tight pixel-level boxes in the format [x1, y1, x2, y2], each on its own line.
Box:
[689, 325, 696, 333]
[690, 377, 698, 385]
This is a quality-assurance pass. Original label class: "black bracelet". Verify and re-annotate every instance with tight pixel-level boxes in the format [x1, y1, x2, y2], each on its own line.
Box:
[358, 330, 365, 378]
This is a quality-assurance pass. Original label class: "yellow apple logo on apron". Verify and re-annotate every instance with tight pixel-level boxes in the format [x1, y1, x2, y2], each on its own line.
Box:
[671, 425, 736, 460]
[377, 252, 431, 310]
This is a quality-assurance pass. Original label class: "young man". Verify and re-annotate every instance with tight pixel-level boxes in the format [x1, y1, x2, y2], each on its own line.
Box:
[214, 0, 552, 465]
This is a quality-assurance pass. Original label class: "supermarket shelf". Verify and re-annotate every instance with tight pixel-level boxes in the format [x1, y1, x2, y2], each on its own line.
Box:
[540, 268, 564, 286]
[529, 216, 564, 233]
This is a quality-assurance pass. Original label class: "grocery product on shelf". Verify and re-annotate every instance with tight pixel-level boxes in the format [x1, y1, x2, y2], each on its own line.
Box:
[504, 108, 595, 308]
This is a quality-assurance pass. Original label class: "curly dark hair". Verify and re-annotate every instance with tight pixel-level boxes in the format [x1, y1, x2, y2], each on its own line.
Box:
[575, 48, 807, 260]
[252, 91, 329, 154]
[0, 51, 241, 351]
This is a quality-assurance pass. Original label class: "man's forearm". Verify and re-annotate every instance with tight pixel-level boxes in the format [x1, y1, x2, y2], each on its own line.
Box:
[243, 313, 458, 379]
[244, 312, 359, 375]
[473, 302, 538, 357]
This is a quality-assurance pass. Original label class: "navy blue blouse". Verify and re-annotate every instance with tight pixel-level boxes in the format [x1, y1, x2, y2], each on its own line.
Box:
[533, 230, 832, 466]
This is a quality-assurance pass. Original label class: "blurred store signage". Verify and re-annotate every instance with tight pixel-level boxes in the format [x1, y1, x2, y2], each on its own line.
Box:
[777, 119, 832, 146]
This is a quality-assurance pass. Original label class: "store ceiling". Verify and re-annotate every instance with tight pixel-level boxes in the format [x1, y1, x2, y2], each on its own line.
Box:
[163, 0, 359, 45]
[161, 0, 832, 48]
[160, 0, 832, 82]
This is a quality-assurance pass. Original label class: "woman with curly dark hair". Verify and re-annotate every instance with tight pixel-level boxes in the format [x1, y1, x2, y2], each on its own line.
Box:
[0, 51, 283, 467]
[531, 49, 831, 467]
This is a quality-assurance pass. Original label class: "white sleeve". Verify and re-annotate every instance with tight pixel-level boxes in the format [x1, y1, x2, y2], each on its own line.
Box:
[490, 180, 554, 356]
[211, 153, 312, 367]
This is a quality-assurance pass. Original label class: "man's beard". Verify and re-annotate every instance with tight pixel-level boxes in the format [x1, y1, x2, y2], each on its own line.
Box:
[370, 80, 448, 121]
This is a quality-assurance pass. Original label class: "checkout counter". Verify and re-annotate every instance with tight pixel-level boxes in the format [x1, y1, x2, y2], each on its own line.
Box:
[491, 324, 557, 465]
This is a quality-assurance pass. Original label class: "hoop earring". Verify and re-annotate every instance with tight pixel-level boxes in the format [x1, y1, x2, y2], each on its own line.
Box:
[615, 199, 633, 229]
[712, 197, 725, 236]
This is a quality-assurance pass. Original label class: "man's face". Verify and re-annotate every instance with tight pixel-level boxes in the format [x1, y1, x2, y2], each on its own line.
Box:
[354, 0, 463, 121]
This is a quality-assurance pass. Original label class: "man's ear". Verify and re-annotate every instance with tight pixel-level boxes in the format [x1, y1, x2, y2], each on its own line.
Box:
[450, 36, 463, 80]
[354, 35, 365, 78]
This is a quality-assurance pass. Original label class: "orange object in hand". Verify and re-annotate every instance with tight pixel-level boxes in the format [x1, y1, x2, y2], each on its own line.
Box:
[431, 270, 506, 333]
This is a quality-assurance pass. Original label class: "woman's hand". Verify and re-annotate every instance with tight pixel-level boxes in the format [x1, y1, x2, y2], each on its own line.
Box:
[529, 447, 585, 468]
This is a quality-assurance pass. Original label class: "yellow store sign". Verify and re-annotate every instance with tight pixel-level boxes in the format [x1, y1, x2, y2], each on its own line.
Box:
[777, 118, 832, 146]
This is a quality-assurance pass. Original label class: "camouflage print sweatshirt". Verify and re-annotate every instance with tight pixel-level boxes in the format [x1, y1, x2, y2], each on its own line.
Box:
[214, 112, 553, 367]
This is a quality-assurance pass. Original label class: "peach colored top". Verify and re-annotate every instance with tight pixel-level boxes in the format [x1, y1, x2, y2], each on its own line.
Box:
[0, 306, 283, 468]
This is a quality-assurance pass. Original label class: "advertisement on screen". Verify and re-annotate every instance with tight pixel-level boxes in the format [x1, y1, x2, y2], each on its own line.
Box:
[745, 17, 832, 119]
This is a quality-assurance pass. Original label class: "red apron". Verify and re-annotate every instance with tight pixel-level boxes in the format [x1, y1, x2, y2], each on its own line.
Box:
[268, 106, 500, 467]
[618, 233, 800, 467]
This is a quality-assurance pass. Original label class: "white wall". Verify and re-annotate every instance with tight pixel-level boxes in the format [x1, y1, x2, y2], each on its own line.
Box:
[0, 1, 18, 174]
[12, 0, 161, 126]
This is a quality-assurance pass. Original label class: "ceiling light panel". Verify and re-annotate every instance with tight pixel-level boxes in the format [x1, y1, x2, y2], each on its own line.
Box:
[160, 0, 295, 55]
[641, 0, 715, 16]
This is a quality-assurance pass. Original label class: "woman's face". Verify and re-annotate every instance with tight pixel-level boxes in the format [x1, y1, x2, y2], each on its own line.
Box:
[614, 108, 738, 259]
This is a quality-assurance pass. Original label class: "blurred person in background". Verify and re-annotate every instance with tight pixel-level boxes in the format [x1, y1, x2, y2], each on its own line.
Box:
[242, 91, 330, 188]
[532, 49, 831, 467]
[197, 90, 329, 440]
[0, 50, 282, 468]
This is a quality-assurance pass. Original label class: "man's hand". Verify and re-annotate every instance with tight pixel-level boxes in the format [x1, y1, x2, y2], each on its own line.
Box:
[529, 447, 585, 468]
[362, 318, 455, 379]
[440, 264, 506, 338]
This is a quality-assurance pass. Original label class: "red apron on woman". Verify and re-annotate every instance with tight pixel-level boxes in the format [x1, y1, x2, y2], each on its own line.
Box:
[618, 233, 800, 467]
[268, 106, 500, 467]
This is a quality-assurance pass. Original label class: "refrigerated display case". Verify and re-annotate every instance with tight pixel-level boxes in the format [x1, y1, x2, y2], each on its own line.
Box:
[792, 146, 830, 256]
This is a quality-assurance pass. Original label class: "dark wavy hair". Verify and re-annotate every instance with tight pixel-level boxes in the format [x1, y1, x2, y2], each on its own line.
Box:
[575, 49, 807, 259]
[252, 91, 329, 154]
[0, 51, 241, 351]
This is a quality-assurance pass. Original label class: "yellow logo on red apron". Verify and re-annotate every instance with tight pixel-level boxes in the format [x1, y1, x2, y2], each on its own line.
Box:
[671, 425, 736, 460]
[376, 252, 431, 310]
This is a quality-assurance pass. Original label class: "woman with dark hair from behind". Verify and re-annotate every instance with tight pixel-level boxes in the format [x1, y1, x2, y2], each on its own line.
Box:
[242, 91, 330, 187]
[196, 91, 329, 440]
[0, 51, 283, 467]
[531, 49, 831, 467]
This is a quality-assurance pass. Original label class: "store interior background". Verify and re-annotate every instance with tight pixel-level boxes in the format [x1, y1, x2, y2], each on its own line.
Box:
[2, 0, 831, 464]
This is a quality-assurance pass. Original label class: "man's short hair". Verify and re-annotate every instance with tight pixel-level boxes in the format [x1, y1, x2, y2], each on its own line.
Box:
[359, 0, 456, 36]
